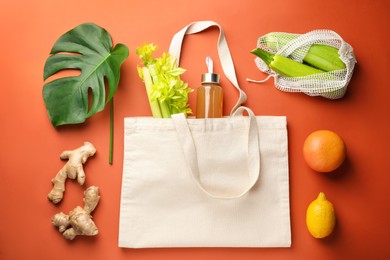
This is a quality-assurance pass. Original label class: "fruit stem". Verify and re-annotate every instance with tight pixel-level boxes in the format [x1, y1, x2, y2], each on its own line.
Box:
[317, 192, 326, 200]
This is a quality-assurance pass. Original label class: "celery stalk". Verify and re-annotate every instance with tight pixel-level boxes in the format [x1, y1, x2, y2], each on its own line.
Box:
[147, 63, 172, 118]
[142, 67, 163, 118]
[159, 101, 171, 118]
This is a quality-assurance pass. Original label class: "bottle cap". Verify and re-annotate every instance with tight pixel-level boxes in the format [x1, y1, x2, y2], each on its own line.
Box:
[201, 56, 220, 84]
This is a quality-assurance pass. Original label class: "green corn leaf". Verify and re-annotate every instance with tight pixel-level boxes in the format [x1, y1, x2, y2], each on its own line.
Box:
[43, 22, 129, 126]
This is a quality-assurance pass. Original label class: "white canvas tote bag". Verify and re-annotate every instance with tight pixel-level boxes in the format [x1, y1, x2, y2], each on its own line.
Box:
[118, 21, 291, 248]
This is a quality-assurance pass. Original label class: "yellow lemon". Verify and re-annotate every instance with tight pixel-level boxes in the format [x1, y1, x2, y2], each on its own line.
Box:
[306, 192, 336, 238]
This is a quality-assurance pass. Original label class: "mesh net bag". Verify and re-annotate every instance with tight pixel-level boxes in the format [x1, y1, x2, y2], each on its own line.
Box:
[252, 30, 357, 99]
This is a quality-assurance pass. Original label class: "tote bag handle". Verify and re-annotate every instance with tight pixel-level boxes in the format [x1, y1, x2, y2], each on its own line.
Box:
[170, 21, 260, 199]
[169, 21, 247, 115]
[171, 107, 260, 199]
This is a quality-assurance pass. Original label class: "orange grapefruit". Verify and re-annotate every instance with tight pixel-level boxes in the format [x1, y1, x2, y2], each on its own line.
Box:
[303, 130, 346, 172]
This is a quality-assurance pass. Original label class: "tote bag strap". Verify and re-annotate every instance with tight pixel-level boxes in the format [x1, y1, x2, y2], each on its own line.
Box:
[171, 107, 260, 199]
[169, 20, 247, 115]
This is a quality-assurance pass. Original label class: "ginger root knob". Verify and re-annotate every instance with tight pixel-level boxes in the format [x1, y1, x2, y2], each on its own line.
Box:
[52, 186, 100, 240]
[48, 142, 96, 204]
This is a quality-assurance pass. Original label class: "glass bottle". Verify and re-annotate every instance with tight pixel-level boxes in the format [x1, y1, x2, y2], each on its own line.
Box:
[196, 56, 223, 118]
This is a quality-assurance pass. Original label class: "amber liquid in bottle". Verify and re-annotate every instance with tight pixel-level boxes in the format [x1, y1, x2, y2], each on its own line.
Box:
[196, 83, 223, 118]
[196, 56, 223, 118]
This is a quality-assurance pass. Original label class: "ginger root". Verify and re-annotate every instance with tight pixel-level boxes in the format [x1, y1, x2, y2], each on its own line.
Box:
[48, 142, 96, 204]
[52, 186, 100, 240]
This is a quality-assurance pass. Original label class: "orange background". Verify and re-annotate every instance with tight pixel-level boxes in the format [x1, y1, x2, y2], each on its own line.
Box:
[1, 0, 389, 259]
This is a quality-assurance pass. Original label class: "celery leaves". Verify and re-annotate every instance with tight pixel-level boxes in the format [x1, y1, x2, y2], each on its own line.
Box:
[136, 43, 193, 117]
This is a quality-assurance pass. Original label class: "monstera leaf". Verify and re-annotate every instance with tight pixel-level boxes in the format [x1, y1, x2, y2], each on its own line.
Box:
[43, 23, 129, 126]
